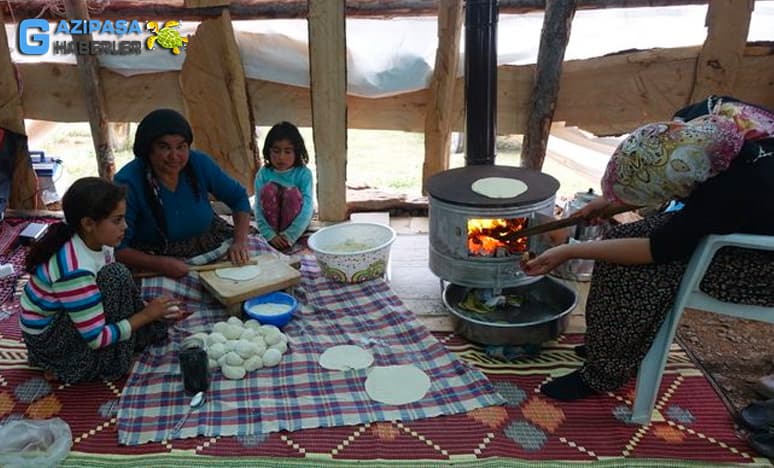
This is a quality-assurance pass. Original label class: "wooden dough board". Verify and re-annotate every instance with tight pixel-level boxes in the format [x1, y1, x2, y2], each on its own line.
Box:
[198, 254, 301, 307]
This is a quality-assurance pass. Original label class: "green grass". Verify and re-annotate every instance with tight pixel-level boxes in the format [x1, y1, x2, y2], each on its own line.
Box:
[32, 123, 599, 203]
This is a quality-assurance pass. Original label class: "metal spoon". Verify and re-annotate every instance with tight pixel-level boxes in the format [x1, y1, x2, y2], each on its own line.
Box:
[172, 391, 206, 434]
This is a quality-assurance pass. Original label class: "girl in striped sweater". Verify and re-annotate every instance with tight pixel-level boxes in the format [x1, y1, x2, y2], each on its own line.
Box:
[21, 177, 181, 383]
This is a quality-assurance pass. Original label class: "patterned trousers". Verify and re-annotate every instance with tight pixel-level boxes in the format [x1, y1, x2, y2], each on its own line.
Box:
[579, 213, 774, 392]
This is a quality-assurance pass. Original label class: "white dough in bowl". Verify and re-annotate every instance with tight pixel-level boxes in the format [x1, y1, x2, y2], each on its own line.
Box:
[319, 345, 374, 371]
[365, 365, 431, 405]
[471, 177, 528, 199]
[215, 265, 262, 281]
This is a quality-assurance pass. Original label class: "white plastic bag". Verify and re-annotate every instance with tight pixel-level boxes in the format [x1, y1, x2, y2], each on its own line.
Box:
[0, 418, 72, 467]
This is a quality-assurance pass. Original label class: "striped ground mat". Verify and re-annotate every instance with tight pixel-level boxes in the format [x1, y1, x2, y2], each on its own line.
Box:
[117, 238, 504, 445]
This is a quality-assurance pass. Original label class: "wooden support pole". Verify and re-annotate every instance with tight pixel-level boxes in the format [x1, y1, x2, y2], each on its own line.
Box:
[63, 0, 115, 179]
[520, 0, 576, 170]
[180, 10, 258, 193]
[689, 0, 754, 102]
[422, 0, 463, 194]
[308, 0, 347, 221]
[0, 8, 41, 210]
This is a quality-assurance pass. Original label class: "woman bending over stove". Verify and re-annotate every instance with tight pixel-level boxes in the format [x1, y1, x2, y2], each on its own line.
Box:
[523, 96, 774, 401]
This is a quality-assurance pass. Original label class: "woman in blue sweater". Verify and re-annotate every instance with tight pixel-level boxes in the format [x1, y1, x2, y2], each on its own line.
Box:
[254, 122, 314, 251]
[114, 109, 252, 278]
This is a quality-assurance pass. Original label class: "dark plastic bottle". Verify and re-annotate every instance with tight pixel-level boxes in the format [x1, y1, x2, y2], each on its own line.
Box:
[179, 336, 209, 395]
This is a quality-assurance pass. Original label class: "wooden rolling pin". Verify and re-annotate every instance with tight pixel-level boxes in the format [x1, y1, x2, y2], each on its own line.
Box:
[133, 254, 302, 279]
[507, 203, 638, 240]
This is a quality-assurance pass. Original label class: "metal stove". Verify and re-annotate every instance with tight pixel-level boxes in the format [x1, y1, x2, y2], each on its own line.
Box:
[427, 0, 576, 345]
[426, 165, 559, 289]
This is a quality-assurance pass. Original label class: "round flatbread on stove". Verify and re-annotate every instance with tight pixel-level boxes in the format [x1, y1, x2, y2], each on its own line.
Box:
[471, 177, 528, 199]
[319, 345, 374, 371]
[365, 365, 431, 405]
[215, 265, 262, 281]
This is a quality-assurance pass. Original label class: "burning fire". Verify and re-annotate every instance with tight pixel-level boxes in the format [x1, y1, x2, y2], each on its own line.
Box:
[467, 217, 528, 257]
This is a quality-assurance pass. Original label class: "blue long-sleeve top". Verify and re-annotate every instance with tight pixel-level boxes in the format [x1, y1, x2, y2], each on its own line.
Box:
[253, 165, 314, 244]
[114, 150, 251, 249]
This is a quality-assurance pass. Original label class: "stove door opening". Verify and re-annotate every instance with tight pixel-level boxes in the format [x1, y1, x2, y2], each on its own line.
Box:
[467, 217, 529, 257]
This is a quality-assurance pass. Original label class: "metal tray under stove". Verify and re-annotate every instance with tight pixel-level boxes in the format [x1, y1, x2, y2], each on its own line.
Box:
[442, 277, 577, 346]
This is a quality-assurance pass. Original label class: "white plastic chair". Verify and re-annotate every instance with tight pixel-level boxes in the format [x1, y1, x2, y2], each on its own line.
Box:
[631, 233, 774, 424]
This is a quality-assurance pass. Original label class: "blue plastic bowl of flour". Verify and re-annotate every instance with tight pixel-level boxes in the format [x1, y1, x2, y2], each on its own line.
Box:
[243, 291, 298, 327]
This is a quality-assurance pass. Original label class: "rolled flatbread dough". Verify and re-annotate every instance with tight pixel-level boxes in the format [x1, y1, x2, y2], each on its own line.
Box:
[365, 365, 430, 405]
[471, 177, 528, 199]
[319, 345, 374, 371]
[215, 265, 262, 281]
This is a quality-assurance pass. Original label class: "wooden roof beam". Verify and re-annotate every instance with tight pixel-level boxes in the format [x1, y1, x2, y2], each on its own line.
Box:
[521, 0, 576, 170]
[3, 0, 711, 22]
[422, 0, 463, 193]
[0, 7, 41, 210]
[63, 0, 115, 179]
[308, 0, 347, 222]
[689, 0, 754, 102]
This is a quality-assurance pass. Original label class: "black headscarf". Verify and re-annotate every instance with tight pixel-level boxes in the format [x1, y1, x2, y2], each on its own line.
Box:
[133, 109, 202, 242]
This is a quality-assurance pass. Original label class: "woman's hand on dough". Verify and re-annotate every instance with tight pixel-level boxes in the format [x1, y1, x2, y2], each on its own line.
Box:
[228, 238, 250, 265]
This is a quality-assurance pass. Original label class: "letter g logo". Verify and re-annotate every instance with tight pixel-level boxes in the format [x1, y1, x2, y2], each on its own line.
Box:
[18, 19, 49, 55]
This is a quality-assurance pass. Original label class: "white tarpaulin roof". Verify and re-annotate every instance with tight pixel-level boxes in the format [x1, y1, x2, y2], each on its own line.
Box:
[7, 2, 774, 98]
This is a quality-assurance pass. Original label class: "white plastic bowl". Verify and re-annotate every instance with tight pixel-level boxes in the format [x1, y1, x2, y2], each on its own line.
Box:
[307, 222, 396, 283]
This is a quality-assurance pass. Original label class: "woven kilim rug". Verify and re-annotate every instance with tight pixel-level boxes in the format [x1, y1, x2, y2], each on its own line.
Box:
[0, 243, 770, 465]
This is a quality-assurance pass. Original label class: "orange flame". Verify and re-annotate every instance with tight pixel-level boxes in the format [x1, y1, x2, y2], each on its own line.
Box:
[467, 217, 528, 257]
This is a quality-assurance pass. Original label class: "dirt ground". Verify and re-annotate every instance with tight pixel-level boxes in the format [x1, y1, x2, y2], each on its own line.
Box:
[678, 310, 774, 413]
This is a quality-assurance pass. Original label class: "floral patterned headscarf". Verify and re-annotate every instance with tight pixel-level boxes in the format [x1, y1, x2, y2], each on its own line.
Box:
[601, 99, 774, 207]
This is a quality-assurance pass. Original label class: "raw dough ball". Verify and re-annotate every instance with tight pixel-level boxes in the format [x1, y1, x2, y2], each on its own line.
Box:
[244, 319, 261, 330]
[212, 322, 229, 334]
[250, 335, 266, 348]
[223, 325, 243, 340]
[270, 341, 288, 355]
[471, 177, 528, 199]
[217, 354, 230, 368]
[207, 332, 227, 346]
[227, 316, 244, 327]
[223, 340, 236, 353]
[258, 324, 280, 336]
[222, 364, 247, 380]
[208, 358, 219, 370]
[224, 351, 244, 367]
[216, 265, 261, 281]
[319, 345, 374, 371]
[264, 331, 282, 346]
[364, 365, 431, 405]
[235, 340, 258, 359]
[262, 348, 282, 367]
[253, 342, 267, 356]
[244, 355, 264, 372]
[240, 328, 258, 341]
[190, 332, 209, 343]
[207, 342, 226, 360]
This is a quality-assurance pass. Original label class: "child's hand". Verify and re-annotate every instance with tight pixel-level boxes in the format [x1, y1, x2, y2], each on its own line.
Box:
[143, 296, 180, 321]
[269, 235, 291, 251]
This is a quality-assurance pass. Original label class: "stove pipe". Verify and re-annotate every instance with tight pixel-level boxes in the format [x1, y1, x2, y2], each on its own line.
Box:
[464, 0, 498, 166]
